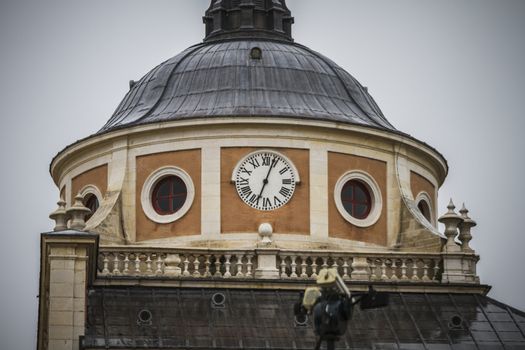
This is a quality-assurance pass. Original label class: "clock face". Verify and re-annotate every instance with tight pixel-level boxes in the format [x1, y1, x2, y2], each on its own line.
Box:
[235, 151, 297, 211]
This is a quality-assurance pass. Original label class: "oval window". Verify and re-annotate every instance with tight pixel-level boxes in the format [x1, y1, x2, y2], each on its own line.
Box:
[152, 176, 188, 215]
[83, 193, 99, 221]
[341, 180, 371, 219]
[418, 200, 431, 222]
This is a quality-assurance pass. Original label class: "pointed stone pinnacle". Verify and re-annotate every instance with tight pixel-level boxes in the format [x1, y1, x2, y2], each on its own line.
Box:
[447, 199, 456, 214]
[459, 203, 470, 219]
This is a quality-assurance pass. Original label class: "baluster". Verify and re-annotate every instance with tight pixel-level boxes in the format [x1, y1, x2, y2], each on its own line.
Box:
[342, 258, 350, 280]
[204, 255, 211, 277]
[300, 256, 308, 279]
[432, 259, 440, 282]
[290, 256, 298, 278]
[214, 255, 222, 277]
[380, 259, 388, 280]
[155, 254, 163, 275]
[390, 259, 398, 281]
[134, 254, 141, 275]
[401, 259, 408, 280]
[246, 255, 253, 278]
[146, 254, 153, 275]
[122, 253, 129, 275]
[224, 255, 232, 278]
[111, 253, 120, 275]
[370, 259, 377, 280]
[182, 256, 191, 277]
[102, 253, 109, 275]
[321, 257, 328, 270]
[280, 257, 288, 279]
[236, 255, 244, 278]
[422, 259, 430, 281]
[411, 259, 420, 281]
[311, 257, 318, 279]
[192, 255, 201, 277]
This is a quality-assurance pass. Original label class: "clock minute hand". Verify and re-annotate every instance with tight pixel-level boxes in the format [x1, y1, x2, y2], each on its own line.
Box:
[258, 157, 277, 199]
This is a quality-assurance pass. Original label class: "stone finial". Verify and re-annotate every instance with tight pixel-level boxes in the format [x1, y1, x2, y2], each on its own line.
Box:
[438, 199, 463, 253]
[458, 203, 477, 253]
[66, 193, 91, 231]
[258, 223, 274, 245]
[49, 198, 69, 231]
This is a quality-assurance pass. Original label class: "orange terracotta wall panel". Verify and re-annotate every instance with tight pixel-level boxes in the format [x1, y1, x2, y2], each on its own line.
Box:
[221, 148, 310, 234]
[71, 164, 108, 202]
[136, 149, 201, 241]
[328, 152, 387, 245]
[411, 171, 436, 206]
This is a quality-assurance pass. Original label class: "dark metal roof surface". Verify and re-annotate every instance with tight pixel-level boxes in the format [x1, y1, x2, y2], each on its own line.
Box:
[100, 40, 395, 134]
[84, 287, 525, 349]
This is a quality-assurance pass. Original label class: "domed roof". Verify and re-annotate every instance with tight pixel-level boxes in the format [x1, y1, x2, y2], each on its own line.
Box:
[99, 1, 395, 133]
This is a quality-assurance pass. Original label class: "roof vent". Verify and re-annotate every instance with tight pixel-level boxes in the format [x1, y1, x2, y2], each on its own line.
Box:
[250, 47, 262, 60]
[137, 309, 153, 326]
[294, 314, 309, 327]
[448, 314, 464, 329]
[211, 293, 226, 308]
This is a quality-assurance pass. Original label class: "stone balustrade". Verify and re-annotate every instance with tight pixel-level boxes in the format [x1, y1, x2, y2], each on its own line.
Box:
[277, 252, 442, 282]
[97, 248, 448, 283]
[98, 249, 256, 278]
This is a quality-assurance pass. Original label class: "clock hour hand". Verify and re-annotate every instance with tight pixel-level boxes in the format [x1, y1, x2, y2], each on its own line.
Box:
[258, 157, 277, 199]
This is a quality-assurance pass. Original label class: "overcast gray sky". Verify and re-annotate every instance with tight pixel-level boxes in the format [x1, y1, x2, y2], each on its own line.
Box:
[1, 1, 524, 349]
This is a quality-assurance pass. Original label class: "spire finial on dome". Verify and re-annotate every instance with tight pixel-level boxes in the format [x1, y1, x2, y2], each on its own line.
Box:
[203, 0, 294, 42]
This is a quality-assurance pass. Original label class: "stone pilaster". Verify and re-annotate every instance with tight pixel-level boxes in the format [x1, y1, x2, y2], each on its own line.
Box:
[37, 231, 98, 350]
[201, 145, 221, 238]
[309, 145, 328, 239]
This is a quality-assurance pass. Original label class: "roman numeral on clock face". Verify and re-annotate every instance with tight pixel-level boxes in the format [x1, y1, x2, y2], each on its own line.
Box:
[262, 156, 271, 166]
[279, 187, 291, 197]
[240, 186, 252, 196]
[247, 158, 260, 169]
[241, 168, 252, 176]
[282, 179, 292, 185]
[262, 197, 272, 209]
[248, 193, 258, 203]
[279, 167, 289, 175]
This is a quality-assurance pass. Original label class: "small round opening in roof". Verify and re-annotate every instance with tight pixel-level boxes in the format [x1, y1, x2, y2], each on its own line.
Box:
[211, 293, 226, 308]
[137, 309, 153, 326]
[250, 47, 262, 60]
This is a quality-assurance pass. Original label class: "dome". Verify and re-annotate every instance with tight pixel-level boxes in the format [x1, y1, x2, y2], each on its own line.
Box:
[99, 1, 395, 134]
[100, 40, 395, 133]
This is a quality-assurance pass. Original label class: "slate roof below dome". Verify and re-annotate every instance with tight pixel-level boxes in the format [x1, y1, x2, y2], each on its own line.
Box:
[83, 287, 525, 349]
[101, 40, 395, 133]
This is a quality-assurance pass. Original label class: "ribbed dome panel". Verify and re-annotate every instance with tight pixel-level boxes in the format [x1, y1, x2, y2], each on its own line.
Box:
[100, 40, 395, 133]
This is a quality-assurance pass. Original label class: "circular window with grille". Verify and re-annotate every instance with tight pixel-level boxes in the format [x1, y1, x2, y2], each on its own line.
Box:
[141, 166, 195, 224]
[334, 171, 382, 227]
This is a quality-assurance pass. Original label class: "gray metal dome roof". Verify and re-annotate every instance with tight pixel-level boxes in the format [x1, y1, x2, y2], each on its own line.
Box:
[100, 39, 395, 133]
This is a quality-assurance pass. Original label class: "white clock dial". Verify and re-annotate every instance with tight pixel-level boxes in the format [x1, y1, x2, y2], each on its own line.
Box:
[235, 151, 297, 211]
